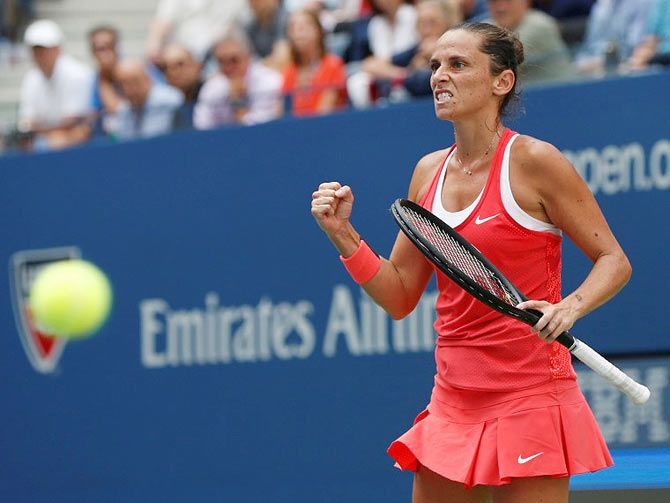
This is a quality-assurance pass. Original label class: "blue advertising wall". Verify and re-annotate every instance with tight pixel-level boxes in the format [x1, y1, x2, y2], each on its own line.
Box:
[1, 72, 669, 501]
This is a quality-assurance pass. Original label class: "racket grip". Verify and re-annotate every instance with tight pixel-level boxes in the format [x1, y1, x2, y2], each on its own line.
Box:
[570, 338, 651, 405]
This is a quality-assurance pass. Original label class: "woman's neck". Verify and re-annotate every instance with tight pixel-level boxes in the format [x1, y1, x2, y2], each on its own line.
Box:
[453, 116, 502, 160]
[298, 47, 320, 68]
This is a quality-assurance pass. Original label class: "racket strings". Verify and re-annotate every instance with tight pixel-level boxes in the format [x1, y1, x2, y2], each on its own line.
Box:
[405, 209, 517, 305]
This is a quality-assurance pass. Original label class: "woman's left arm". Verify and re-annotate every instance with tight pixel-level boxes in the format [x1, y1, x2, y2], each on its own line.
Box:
[514, 138, 632, 343]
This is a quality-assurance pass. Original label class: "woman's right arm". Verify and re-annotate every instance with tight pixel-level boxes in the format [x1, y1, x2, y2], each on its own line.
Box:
[311, 151, 443, 319]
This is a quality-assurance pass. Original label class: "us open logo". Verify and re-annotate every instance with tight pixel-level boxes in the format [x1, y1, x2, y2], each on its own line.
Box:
[9, 247, 81, 373]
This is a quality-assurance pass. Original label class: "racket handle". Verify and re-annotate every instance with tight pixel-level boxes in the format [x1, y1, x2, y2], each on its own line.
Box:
[570, 338, 651, 405]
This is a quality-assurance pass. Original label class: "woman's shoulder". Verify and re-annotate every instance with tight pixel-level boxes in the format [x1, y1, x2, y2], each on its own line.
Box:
[511, 134, 563, 164]
[510, 133, 573, 182]
[314, 54, 346, 84]
[410, 148, 452, 201]
[417, 148, 452, 170]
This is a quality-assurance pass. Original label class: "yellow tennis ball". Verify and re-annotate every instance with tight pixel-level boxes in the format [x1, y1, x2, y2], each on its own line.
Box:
[29, 259, 113, 339]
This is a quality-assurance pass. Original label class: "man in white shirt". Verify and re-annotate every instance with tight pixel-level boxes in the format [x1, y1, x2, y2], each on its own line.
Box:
[194, 31, 282, 129]
[18, 19, 94, 150]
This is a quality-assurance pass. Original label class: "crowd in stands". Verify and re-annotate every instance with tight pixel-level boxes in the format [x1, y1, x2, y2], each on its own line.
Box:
[2, 0, 669, 153]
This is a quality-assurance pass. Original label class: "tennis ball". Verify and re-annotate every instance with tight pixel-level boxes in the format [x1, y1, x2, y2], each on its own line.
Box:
[29, 259, 113, 339]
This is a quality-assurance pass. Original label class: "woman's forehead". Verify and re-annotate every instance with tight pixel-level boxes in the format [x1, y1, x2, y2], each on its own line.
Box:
[435, 29, 483, 57]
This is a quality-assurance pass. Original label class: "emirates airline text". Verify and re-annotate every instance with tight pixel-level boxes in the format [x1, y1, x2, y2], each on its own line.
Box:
[140, 285, 438, 368]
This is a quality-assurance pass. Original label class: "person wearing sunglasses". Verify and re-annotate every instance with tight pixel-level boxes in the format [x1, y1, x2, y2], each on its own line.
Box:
[194, 30, 283, 129]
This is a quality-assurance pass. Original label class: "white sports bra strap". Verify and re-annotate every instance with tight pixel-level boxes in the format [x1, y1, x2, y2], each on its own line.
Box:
[500, 134, 561, 236]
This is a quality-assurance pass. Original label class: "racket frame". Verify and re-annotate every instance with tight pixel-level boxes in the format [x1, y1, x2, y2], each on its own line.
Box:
[391, 199, 574, 348]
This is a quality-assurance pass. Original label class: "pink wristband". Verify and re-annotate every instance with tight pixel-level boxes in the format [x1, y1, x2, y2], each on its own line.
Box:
[340, 240, 381, 284]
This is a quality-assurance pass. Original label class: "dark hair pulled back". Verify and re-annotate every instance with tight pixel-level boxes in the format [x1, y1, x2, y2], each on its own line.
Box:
[450, 22, 525, 116]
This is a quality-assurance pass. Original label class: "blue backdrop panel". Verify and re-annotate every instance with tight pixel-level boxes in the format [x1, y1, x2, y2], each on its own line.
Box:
[1, 72, 669, 502]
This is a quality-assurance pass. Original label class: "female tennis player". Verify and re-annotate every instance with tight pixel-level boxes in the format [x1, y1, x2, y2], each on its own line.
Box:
[311, 22, 632, 502]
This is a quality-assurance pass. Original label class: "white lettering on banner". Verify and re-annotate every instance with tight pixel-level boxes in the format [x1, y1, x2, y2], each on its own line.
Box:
[323, 285, 362, 356]
[141, 299, 169, 368]
[322, 285, 437, 357]
[577, 366, 670, 445]
[563, 139, 670, 195]
[651, 141, 670, 189]
[139, 293, 315, 368]
[140, 285, 437, 367]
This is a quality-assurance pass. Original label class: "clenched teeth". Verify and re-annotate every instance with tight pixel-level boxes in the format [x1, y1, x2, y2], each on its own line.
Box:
[436, 91, 453, 104]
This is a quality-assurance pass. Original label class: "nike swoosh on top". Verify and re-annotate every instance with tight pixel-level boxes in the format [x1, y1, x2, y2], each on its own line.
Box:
[517, 452, 544, 464]
[475, 213, 500, 225]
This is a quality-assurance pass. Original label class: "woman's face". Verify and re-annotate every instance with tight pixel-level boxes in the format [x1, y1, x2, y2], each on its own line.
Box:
[429, 30, 499, 121]
[287, 12, 320, 56]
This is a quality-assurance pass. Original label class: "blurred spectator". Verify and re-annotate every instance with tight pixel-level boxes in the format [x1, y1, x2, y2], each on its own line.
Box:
[320, 0, 373, 32]
[107, 59, 183, 140]
[283, 0, 359, 31]
[18, 20, 93, 151]
[163, 44, 204, 129]
[487, 0, 574, 83]
[626, 0, 670, 70]
[532, 0, 595, 47]
[194, 31, 283, 129]
[146, 0, 247, 65]
[576, 0, 654, 76]
[347, 0, 418, 107]
[245, 0, 291, 69]
[339, 5, 375, 63]
[338, 0, 418, 64]
[284, 0, 341, 11]
[89, 26, 167, 136]
[368, 0, 418, 60]
[359, 0, 462, 101]
[282, 9, 347, 116]
[2, 0, 33, 42]
[532, 0, 595, 18]
[460, 0, 489, 20]
[89, 25, 123, 119]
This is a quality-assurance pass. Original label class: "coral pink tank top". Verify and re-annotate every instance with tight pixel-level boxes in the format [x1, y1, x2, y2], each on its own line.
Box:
[419, 129, 576, 392]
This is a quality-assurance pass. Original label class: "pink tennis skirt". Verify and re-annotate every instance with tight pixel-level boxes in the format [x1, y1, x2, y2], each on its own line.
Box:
[387, 379, 613, 488]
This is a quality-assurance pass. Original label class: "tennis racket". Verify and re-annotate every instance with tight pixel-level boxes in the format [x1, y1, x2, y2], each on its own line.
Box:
[391, 198, 650, 405]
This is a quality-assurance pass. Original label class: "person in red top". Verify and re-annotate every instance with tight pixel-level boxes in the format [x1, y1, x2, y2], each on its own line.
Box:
[311, 22, 631, 503]
[282, 10, 347, 117]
